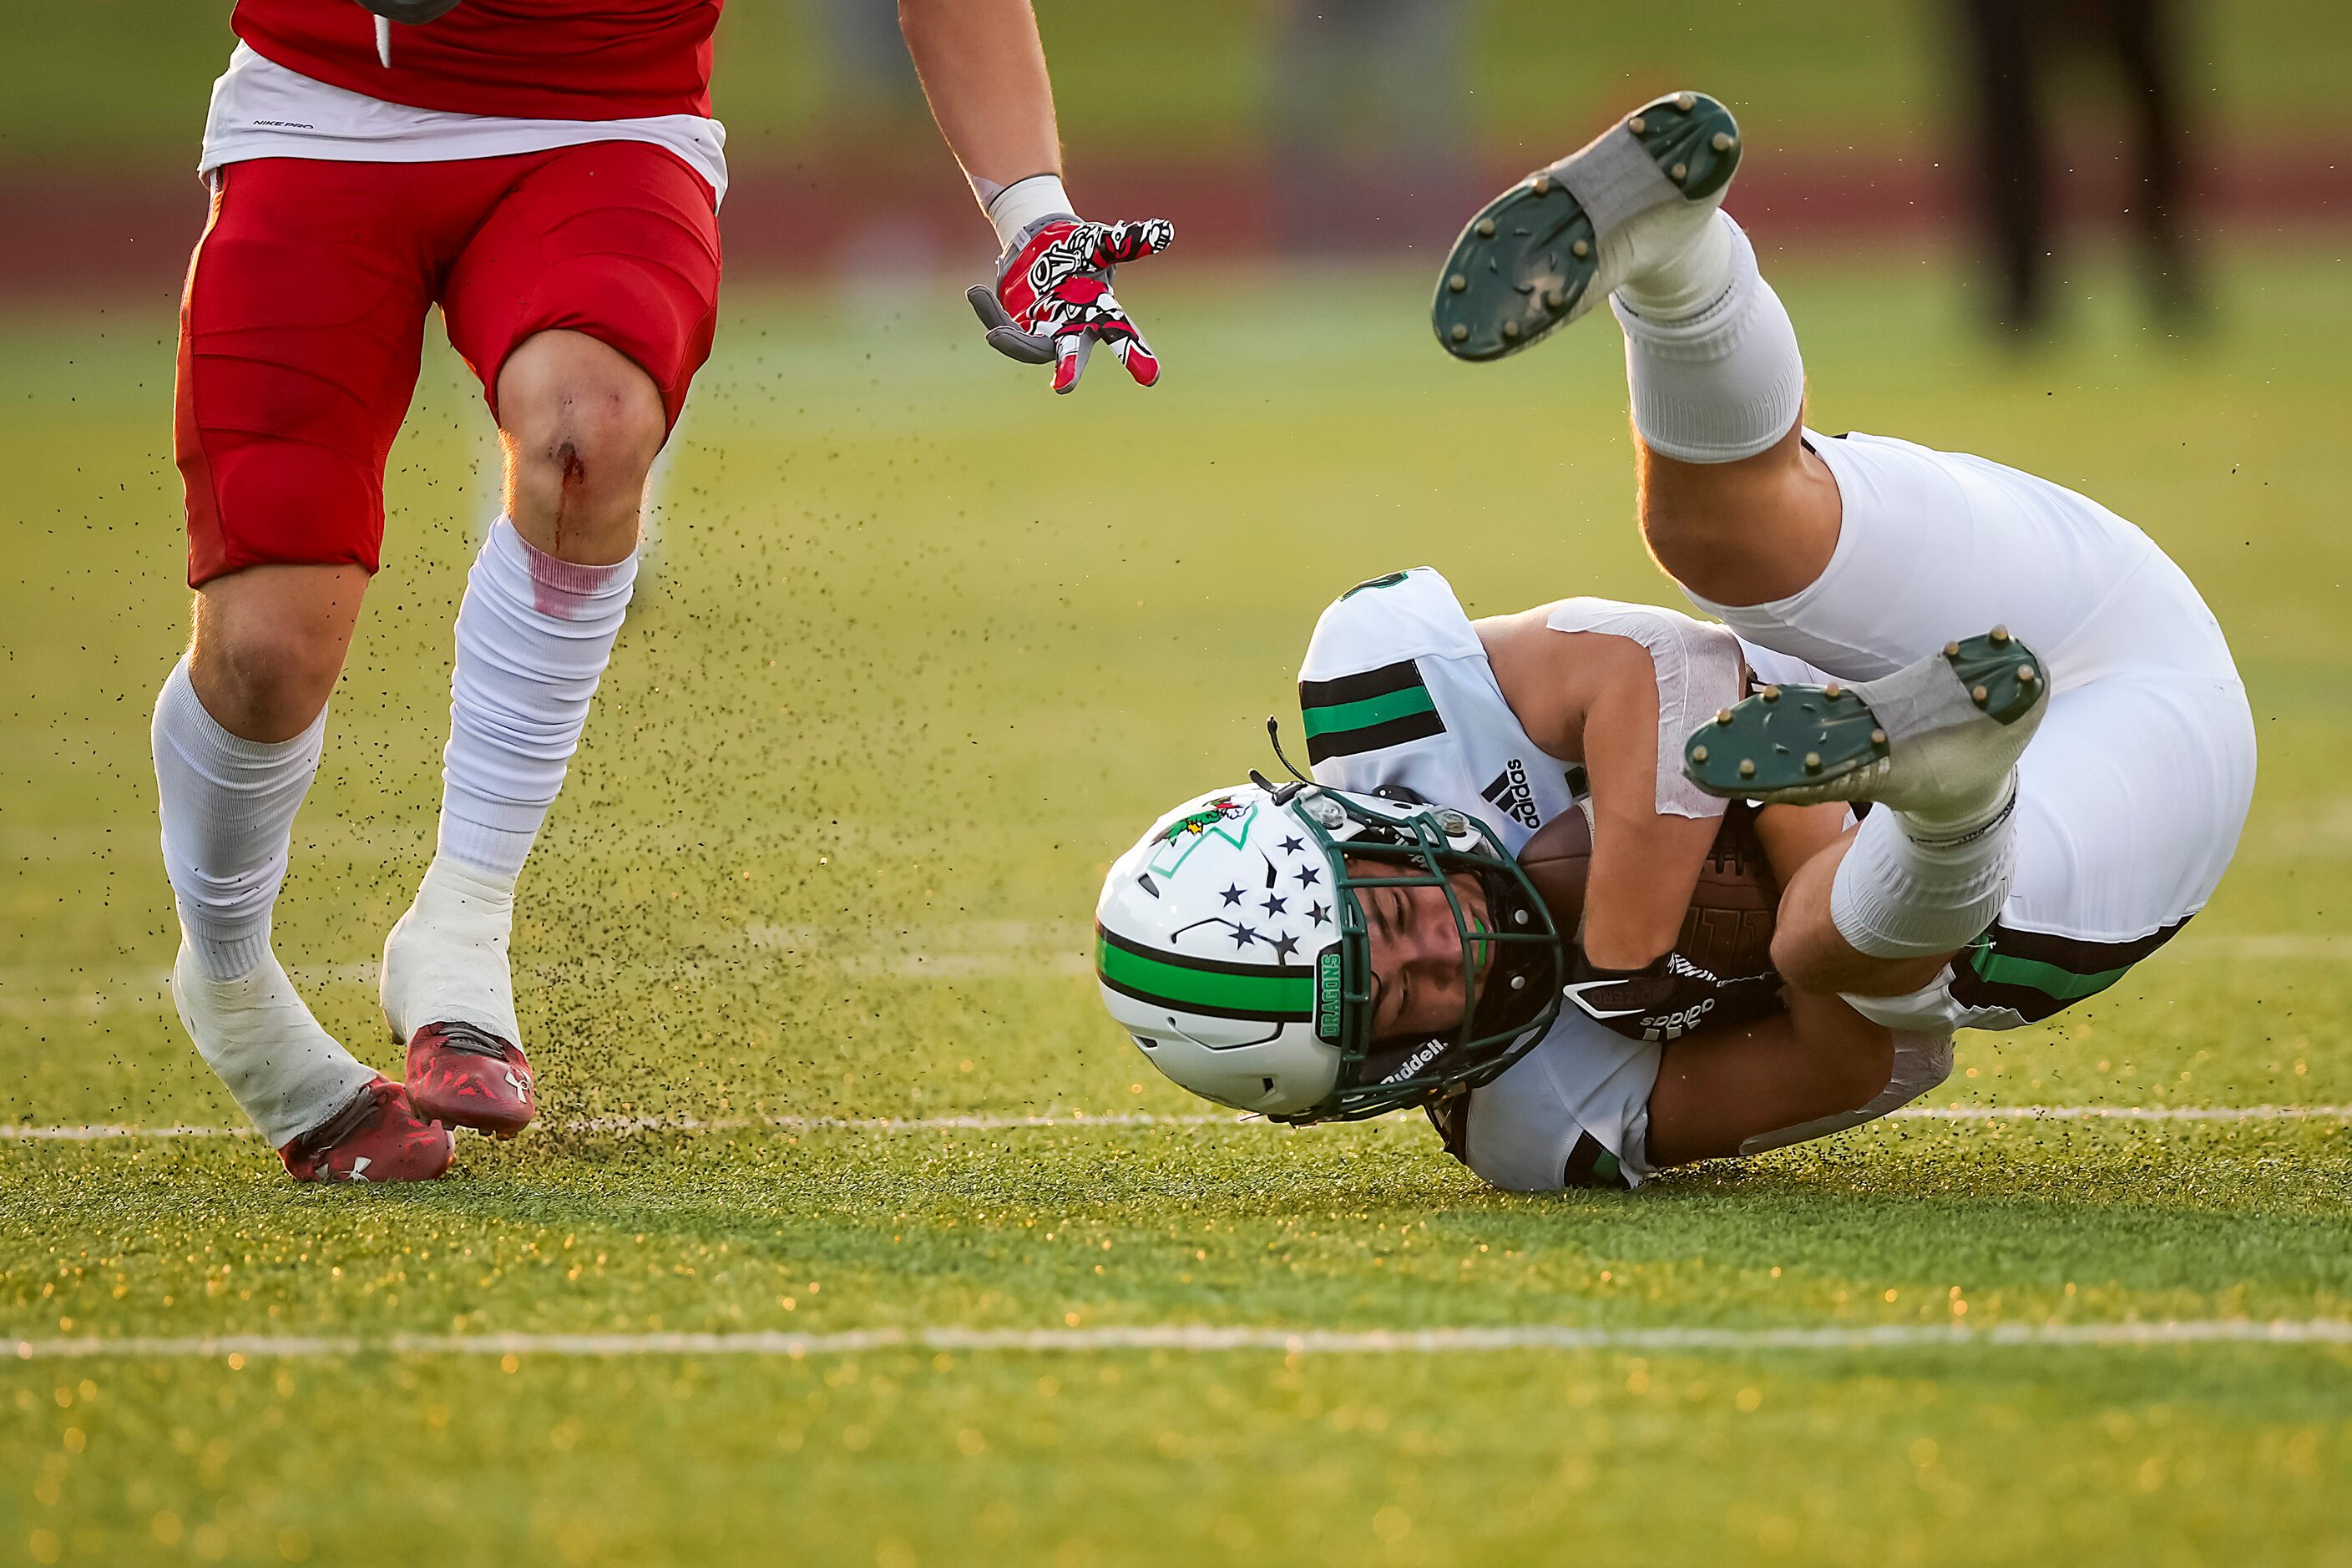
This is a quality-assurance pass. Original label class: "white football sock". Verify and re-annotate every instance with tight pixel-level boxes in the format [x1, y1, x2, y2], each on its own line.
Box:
[172, 944, 377, 1147]
[1828, 781, 2020, 959]
[436, 517, 635, 880]
[153, 658, 374, 1142]
[1612, 203, 1737, 321]
[382, 856, 522, 1046]
[1613, 215, 1806, 463]
[383, 518, 634, 1045]
[153, 656, 326, 983]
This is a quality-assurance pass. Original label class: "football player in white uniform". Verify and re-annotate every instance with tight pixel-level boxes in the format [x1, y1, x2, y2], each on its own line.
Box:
[1095, 92, 2252, 1193]
[1100, 572, 1945, 1191]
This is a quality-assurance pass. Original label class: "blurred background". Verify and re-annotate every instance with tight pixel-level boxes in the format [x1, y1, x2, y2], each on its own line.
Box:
[6, 0, 2350, 326]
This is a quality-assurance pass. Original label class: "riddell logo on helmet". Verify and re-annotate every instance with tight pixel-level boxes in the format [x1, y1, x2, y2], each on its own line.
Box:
[1380, 1038, 1448, 1085]
[1641, 997, 1716, 1042]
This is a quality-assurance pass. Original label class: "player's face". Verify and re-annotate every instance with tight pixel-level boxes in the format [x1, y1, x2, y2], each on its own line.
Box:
[1352, 862, 1493, 1041]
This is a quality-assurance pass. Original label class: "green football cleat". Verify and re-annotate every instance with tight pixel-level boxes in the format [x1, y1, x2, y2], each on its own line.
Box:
[1432, 90, 1743, 362]
[1683, 629, 2050, 815]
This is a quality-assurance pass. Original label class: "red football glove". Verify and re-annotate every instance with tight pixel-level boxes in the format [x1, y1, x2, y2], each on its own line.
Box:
[966, 216, 1173, 394]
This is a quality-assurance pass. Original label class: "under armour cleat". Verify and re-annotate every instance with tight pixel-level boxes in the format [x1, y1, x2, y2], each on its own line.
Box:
[1433, 89, 1743, 362]
[405, 1020, 536, 1138]
[278, 1076, 453, 1183]
[1682, 628, 2049, 815]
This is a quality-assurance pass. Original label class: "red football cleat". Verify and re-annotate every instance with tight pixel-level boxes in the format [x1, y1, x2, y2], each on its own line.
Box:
[405, 1021, 536, 1137]
[279, 1077, 453, 1183]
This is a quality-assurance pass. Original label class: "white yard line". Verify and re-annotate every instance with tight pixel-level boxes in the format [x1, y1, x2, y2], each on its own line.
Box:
[1889, 1105, 2352, 1122]
[5, 1104, 2349, 1144]
[10, 1319, 2352, 1363]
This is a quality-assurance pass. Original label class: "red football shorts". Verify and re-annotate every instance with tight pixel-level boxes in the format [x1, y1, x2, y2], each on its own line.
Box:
[175, 141, 721, 587]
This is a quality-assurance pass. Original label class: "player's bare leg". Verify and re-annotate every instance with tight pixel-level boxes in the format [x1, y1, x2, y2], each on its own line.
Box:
[381, 329, 665, 1136]
[160, 563, 453, 1181]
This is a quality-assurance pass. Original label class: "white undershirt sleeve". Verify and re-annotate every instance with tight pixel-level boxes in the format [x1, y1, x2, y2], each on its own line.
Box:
[1543, 599, 1746, 818]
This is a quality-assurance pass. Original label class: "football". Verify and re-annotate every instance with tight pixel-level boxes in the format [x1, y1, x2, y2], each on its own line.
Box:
[1517, 800, 1781, 977]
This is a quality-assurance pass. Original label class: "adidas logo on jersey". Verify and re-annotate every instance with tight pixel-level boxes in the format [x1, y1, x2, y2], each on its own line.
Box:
[1481, 759, 1541, 830]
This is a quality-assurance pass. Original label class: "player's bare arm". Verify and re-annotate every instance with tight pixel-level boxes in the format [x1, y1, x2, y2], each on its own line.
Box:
[897, 0, 1062, 192]
[1474, 615, 1722, 969]
[900, 0, 1176, 392]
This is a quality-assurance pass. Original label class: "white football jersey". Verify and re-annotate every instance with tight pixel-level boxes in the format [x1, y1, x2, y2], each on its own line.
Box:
[1295, 566, 1659, 1187]
[1296, 567, 1586, 852]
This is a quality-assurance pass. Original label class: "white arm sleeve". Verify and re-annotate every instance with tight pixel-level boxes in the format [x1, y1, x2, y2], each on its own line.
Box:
[1543, 598, 1747, 819]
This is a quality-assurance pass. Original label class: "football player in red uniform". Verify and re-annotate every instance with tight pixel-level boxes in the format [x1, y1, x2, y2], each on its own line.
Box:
[157, 0, 1174, 1181]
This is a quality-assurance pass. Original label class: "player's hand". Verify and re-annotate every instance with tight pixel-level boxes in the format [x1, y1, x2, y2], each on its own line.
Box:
[966, 216, 1173, 394]
[1562, 946, 1780, 1044]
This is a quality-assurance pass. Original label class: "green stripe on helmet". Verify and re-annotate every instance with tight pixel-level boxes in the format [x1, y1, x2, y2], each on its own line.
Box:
[1096, 933, 1314, 1020]
[1300, 685, 1439, 740]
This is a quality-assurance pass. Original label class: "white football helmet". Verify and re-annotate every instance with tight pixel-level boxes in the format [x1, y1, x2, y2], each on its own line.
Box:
[1095, 781, 1563, 1122]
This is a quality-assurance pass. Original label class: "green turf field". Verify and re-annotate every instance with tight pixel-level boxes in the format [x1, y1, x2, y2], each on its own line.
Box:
[4, 250, 2350, 1565]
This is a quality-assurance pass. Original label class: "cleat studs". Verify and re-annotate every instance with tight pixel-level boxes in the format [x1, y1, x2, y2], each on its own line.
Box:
[1760, 685, 1781, 703]
[2019, 665, 2039, 685]
[1691, 745, 1710, 764]
[1990, 624, 2011, 644]
[1971, 685, 1990, 706]
[1532, 175, 1551, 195]
[1823, 682, 1844, 700]
[1716, 708, 1734, 726]
[1449, 323, 1469, 343]
[1945, 640, 1962, 659]
[1804, 752, 1822, 772]
[1544, 289, 1565, 310]
[1448, 273, 1467, 293]
[1502, 321, 1521, 340]
[1712, 131, 1735, 152]
[1675, 92, 1695, 111]
[1477, 218, 1496, 239]
[1870, 728, 1888, 747]
[1571, 238, 1591, 259]
[1629, 115, 1647, 134]
[1738, 759, 1757, 779]
[1670, 162, 1689, 182]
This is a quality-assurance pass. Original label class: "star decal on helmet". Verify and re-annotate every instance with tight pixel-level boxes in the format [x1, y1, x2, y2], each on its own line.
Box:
[1294, 865, 1322, 888]
[1279, 836, 1305, 855]
[1271, 933, 1302, 960]
[1220, 884, 1245, 907]
[1308, 901, 1332, 927]
[1261, 894, 1287, 916]
[1229, 925, 1260, 949]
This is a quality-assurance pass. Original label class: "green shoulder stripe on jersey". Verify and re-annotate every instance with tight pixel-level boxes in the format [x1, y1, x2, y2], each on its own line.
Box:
[1340, 571, 1411, 599]
[1948, 917, 2192, 1023]
[1299, 659, 1444, 764]
[1095, 927, 1315, 1022]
